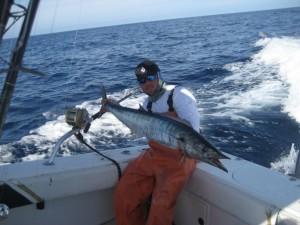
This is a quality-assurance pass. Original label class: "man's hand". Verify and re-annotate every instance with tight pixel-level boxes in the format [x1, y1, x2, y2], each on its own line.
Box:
[101, 98, 118, 113]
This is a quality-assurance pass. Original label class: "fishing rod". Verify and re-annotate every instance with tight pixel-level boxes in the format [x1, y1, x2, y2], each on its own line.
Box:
[46, 86, 140, 165]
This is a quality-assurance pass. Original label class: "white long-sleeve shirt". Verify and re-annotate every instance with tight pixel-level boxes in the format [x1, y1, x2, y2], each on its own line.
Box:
[142, 85, 200, 132]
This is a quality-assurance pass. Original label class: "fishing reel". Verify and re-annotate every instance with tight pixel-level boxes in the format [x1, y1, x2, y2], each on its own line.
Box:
[65, 108, 90, 129]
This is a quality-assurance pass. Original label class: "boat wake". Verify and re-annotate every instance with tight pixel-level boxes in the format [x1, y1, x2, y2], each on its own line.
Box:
[196, 35, 300, 171]
[1, 35, 300, 176]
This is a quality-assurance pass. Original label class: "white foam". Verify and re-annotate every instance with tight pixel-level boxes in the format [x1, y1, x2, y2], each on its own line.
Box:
[0, 89, 146, 163]
[254, 36, 300, 124]
[209, 36, 300, 126]
[22, 153, 48, 162]
[270, 143, 299, 175]
[0, 144, 13, 164]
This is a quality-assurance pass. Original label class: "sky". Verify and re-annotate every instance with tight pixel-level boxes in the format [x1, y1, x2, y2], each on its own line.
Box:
[4, 0, 300, 38]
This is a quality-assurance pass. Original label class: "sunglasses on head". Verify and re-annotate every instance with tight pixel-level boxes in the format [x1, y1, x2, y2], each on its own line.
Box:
[137, 74, 157, 84]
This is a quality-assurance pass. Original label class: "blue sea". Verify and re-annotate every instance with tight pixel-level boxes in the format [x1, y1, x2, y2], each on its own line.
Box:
[0, 7, 300, 175]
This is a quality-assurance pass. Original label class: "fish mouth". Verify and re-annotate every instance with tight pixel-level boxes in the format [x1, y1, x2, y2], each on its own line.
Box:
[211, 158, 229, 173]
[208, 150, 230, 172]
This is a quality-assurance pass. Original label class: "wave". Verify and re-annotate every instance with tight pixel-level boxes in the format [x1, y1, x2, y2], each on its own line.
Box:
[206, 36, 300, 126]
[195, 35, 300, 173]
[254, 36, 300, 124]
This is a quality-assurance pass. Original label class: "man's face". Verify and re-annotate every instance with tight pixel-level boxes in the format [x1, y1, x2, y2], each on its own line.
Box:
[139, 75, 158, 96]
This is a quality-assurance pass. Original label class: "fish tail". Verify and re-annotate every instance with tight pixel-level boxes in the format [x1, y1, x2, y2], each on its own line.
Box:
[100, 83, 108, 113]
[100, 83, 107, 101]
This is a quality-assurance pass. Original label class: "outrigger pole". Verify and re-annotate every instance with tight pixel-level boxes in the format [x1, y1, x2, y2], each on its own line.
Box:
[0, 0, 40, 138]
[0, 0, 13, 44]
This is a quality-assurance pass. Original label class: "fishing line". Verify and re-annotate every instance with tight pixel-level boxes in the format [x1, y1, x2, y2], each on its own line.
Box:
[53, 87, 139, 177]
[74, 131, 122, 180]
[58, 0, 84, 151]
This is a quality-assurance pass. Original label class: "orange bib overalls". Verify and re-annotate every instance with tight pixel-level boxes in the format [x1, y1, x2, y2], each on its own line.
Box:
[114, 111, 196, 225]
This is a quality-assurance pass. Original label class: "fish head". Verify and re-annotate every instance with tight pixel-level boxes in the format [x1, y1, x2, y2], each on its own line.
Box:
[183, 135, 230, 173]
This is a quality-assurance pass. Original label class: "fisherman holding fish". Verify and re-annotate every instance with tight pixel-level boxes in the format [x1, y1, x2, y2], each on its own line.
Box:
[106, 60, 201, 225]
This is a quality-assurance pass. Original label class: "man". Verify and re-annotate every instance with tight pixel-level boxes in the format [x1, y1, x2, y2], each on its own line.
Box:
[114, 60, 200, 225]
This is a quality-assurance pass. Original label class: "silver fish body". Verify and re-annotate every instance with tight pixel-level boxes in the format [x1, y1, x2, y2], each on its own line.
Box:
[101, 85, 229, 172]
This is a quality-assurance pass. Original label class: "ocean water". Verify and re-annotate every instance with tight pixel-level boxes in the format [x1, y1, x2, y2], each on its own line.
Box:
[0, 7, 300, 175]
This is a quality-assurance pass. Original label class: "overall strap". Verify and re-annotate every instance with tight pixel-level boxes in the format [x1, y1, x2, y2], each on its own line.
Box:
[146, 86, 177, 113]
[167, 87, 176, 112]
[147, 101, 153, 113]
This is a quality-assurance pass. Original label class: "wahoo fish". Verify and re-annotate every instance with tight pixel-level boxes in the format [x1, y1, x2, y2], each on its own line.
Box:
[101, 84, 229, 172]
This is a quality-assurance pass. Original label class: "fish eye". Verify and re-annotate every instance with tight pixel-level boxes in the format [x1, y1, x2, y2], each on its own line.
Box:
[203, 147, 207, 152]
